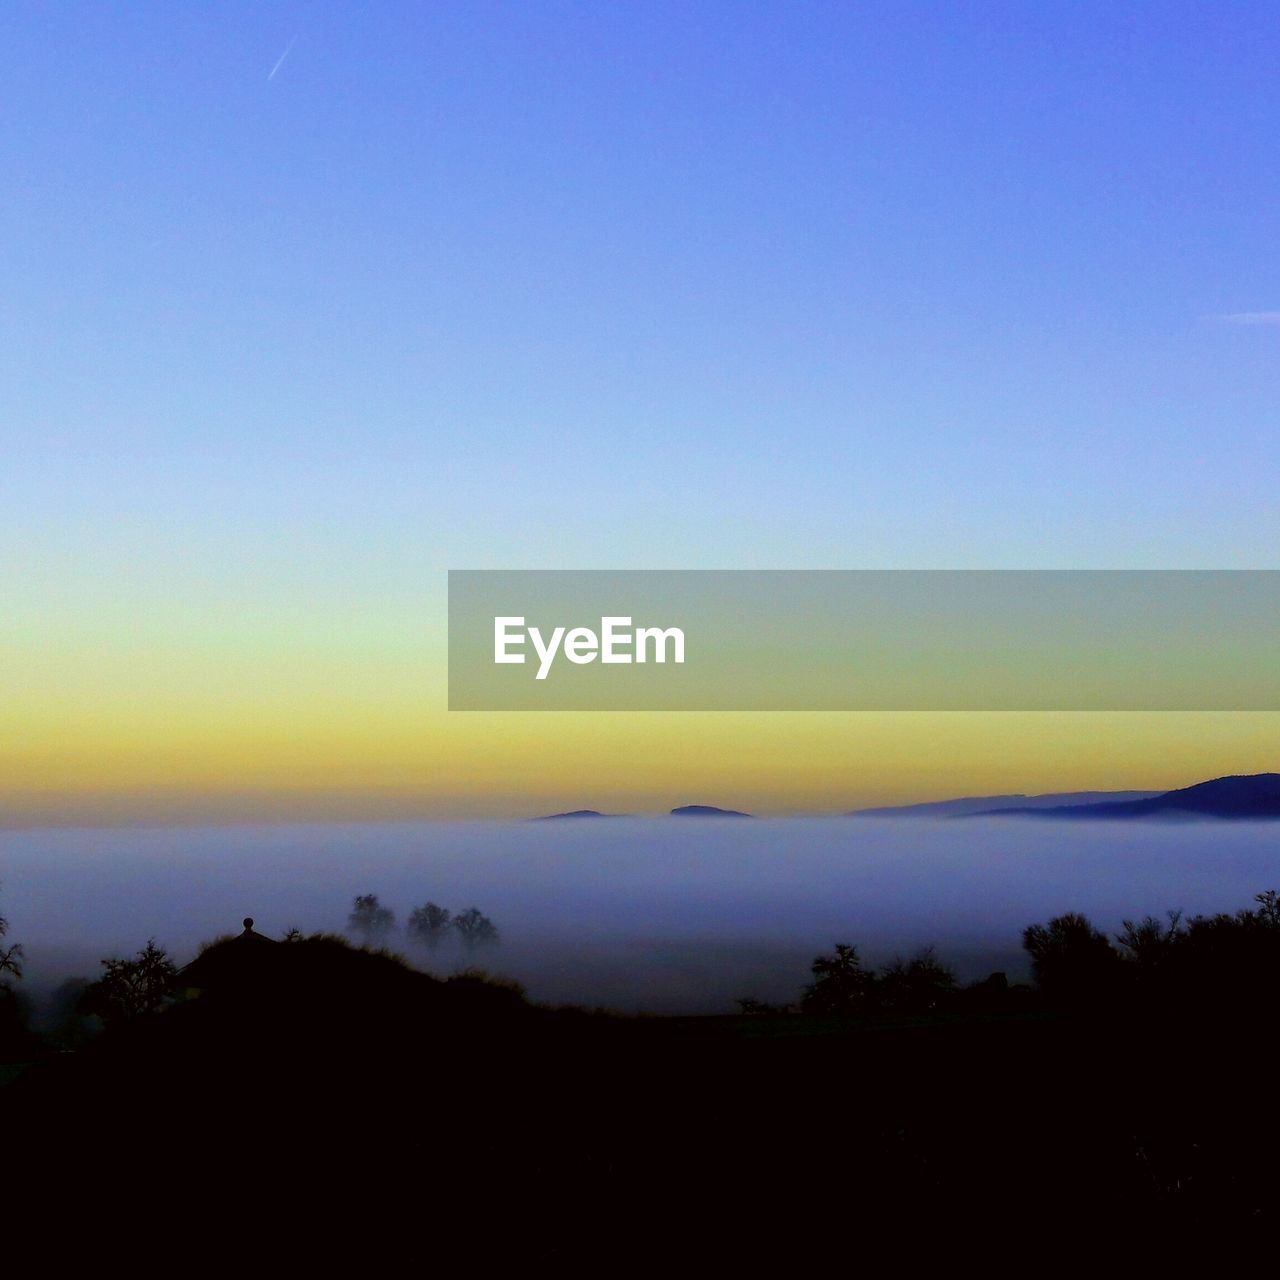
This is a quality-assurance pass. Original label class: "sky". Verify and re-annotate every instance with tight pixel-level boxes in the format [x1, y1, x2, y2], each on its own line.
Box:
[2, 2, 1278, 823]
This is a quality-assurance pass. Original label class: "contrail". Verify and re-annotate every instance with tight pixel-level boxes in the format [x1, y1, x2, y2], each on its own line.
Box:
[267, 35, 298, 81]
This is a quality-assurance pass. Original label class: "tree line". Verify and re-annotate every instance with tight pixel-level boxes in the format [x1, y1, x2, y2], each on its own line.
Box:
[1022, 888, 1280, 1009]
[740, 888, 1280, 1016]
[346, 894, 500, 952]
[6, 884, 1280, 1051]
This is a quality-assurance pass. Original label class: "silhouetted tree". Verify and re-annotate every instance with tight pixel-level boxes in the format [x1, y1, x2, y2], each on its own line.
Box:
[452, 907, 499, 952]
[1116, 911, 1183, 965]
[407, 902, 453, 950]
[282, 927, 304, 943]
[0, 884, 22, 985]
[1252, 889, 1280, 927]
[83, 940, 178, 1024]
[878, 946, 956, 1012]
[0, 888, 28, 1050]
[348, 894, 395, 944]
[1171, 889, 1280, 1006]
[801, 943, 877, 1014]
[1022, 912, 1120, 1004]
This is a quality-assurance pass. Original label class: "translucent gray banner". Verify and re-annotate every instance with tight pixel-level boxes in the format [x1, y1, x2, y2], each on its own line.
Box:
[448, 570, 1280, 710]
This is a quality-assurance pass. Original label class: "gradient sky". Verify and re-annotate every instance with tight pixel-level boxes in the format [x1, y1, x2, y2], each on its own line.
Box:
[3, 2, 1278, 822]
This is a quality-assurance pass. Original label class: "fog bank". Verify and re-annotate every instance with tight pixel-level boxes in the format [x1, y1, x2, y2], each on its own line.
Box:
[3, 817, 1277, 1013]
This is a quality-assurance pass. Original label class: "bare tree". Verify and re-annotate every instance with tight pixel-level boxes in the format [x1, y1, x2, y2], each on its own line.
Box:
[84, 940, 178, 1023]
[801, 943, 876, 1014]
[0, 885, 21, 984]
[348, 894, 395, 944]
[878, 946, 956, 1012]
[407, 902, 453, 950]
[1022, 912, 1120, 1003]
[1116, 910, 1184, 964]
[1254, 890, 1280, 927]
[452, 907, 499, 952]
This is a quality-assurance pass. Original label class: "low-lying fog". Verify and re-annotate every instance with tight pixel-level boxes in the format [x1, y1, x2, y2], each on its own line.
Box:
[3, 817, 1278, 1013]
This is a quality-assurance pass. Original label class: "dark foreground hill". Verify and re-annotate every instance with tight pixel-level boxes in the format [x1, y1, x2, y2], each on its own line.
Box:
[6, 923, 1280, 1258]
[982, 773, 1280, 820]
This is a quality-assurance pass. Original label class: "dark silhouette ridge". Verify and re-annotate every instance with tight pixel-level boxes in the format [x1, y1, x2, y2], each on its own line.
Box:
[848, 790, 1162, 818]
[12, 893, 1280, 1251]
[161, 918, 529, 1033]
[670, 804, 753, 818]
[532, 809, 621, 820]
[977, 772, 1280, 820]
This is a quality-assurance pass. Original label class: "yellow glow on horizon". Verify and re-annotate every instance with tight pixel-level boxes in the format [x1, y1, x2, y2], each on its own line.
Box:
[4, 602, 1276, 824]
[3, 699, 1277, 824]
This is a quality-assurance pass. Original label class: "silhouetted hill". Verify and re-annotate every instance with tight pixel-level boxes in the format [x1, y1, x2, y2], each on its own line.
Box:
[670, 804, 753, 818]
[849, 790, 1161, 818]
[532, 809, 620, 820]
[980, 773, 1280, 820]
[12, 895, 1280, 1251]
[175, 928, 531, 1025]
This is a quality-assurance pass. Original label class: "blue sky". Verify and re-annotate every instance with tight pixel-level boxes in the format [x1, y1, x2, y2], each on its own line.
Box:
[4, 0, 1279, 601]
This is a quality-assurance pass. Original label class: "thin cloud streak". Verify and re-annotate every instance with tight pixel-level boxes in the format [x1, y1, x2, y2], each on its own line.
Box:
[267, 35, 298, 82]
[1211, 311, 1280, 326]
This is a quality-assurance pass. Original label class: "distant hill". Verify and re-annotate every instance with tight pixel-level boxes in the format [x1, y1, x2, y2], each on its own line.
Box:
[978, 773, 1280, 820]
[532, 809, 620, 821]
[849, 791, 1162, 818]
[670, 805, 753, 818]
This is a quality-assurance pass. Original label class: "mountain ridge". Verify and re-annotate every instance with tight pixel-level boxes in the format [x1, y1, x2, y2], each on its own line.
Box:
[976, 773, 1280, 820]
[848, 790, 1163, 818]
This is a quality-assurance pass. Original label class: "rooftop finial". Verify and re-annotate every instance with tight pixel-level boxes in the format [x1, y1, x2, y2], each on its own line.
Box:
[242, 917, 254, 931]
